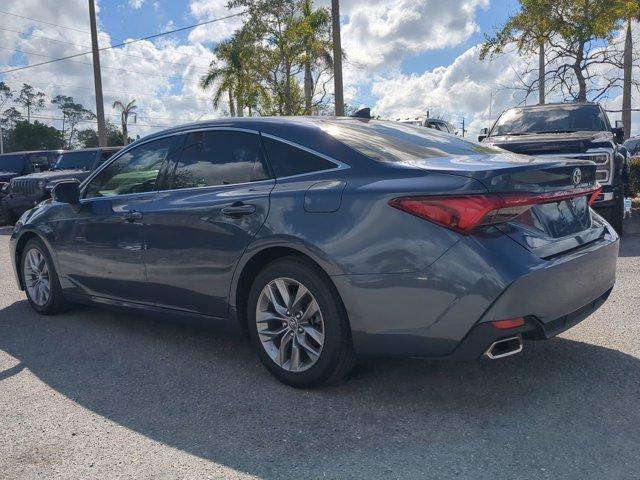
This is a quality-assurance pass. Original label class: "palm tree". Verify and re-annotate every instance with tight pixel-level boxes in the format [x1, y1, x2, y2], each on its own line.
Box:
[201, 30, 259, 117]
[112, 99, 137, 146]
[298, 0, 334, 115]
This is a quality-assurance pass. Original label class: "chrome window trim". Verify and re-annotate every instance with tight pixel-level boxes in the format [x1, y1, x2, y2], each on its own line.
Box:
[536, 147, 614, 185]
[260, 132, 350, 181]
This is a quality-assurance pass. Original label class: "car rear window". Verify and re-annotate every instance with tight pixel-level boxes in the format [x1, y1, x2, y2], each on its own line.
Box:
[53, 151, 97, 170]
[318, 120, 499, 163]
[262, 137, 337, 177]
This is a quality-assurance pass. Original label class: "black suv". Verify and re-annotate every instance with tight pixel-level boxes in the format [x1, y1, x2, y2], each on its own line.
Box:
[0, 150, 61, 184]
[479, 103, 629, 233]
[2, 147, 120, 223]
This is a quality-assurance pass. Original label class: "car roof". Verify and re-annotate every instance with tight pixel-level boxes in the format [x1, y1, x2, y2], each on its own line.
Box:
[60, 147, 122, 153]
[0, 149, 65, 156]
[506, 102, 601, 111]
[136, 116, 394, 147]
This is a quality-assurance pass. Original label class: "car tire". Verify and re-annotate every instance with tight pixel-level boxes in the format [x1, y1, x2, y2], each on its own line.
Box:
[247, 256, 355, 388]
[609, 188, 624, 236]
[20, 238, 70, 315]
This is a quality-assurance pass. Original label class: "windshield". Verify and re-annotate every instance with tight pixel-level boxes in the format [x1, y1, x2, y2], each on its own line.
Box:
[319, 120, 499, 163]
[491, 104, 609, 136]
[0, 154, 26, 173]
[53, 151, 96, 170]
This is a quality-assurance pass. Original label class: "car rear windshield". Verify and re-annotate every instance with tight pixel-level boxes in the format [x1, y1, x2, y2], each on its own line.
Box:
[491, 104, 609, 136]
[318, 120, 499, 162]
[0, 154, 25, 172]
[53, 151, 96, 170]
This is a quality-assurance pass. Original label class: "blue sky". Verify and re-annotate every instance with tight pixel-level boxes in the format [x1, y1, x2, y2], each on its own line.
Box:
[0, 0, 635, 137]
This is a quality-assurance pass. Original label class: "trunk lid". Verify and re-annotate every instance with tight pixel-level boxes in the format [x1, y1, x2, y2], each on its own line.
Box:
[403, 152, 604, 257]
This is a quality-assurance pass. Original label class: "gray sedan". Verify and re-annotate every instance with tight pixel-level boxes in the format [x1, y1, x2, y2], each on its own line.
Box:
[9, 117, 618, 387]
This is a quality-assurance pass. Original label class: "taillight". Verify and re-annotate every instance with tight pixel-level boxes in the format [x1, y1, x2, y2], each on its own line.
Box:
[388, 185, 601, 234]
[492, 317, 525, 330]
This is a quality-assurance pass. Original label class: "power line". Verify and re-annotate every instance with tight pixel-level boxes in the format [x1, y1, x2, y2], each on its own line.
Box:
[0, 11, 244, 75]
[0, 45, 206, 82]
[0, 9, 96, 35]
[0, 77, 210, 101]
[0, 26, 212, 72]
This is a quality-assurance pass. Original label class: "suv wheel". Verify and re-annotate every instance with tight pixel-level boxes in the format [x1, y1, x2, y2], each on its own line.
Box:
[247, 257, 355, 388]
[20, 238, 70, 315]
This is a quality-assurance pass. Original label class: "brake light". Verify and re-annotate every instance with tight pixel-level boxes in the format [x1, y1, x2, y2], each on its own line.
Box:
[388, 185, 601, 234]
[491, 317, 525, 330]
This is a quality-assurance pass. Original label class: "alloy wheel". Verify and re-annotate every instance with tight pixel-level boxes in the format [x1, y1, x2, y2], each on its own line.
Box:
[23, 248, 51, 307]
[256, 277, 325, 372]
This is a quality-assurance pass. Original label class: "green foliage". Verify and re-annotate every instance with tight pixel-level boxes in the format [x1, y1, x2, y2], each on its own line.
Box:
[4, 120, 63, 151]
[480, 0, 637, 102]
[15, 84, 46, 122]
[51, 95, 96, 148]
[201, 0, 335, 116]
[77, 123, 129, 148]
[629, 156, 640, 198]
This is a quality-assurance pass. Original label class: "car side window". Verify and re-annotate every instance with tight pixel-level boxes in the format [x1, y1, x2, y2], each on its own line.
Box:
[261, 137, 336, 178]
[84, 137, 173, 199]
[97, 150, 117, 167]
[26, 154, 49, 173]
[170, 130, 269, 190]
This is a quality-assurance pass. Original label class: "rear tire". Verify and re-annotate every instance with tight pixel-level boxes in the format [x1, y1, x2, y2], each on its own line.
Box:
[247, 257, 355, 388]
[2, 205, 17, 225]
[20, 238, 70, 315]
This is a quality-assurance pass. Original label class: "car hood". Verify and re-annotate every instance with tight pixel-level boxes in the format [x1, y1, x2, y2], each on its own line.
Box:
[0, 171, 20, 182]
[12, 169, 87, 181]
[485, 131, 614, 155]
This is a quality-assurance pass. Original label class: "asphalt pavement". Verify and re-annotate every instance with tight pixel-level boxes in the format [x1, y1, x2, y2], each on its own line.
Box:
[0, 218, 639, 480]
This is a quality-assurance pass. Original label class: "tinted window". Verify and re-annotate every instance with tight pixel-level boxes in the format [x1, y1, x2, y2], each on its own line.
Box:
[262, 137, 336, 177]
[84, 137, 173, 199]
[171, 130, 268, 189]
[0, 154, 26, 172]
[491, 105, 608, 136]
[53, 151, 97, 170]
[97, 149, 119, 167]
[25, 154, 50, 173]
[318, 119, 499, 163]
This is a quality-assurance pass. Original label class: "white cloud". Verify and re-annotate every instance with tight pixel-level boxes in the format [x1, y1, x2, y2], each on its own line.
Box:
[129, 0, 146, 9]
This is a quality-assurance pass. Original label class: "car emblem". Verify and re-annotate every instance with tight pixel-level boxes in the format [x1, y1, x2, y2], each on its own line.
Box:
[572, 167, 582, 186]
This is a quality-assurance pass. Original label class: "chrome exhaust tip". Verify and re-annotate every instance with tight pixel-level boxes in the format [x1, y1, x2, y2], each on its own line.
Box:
[485, 336, 523, 360]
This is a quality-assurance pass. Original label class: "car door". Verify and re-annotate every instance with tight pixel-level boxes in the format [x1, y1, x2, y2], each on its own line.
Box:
[54, 135, 177, 303]
[143, 128, 274, 317]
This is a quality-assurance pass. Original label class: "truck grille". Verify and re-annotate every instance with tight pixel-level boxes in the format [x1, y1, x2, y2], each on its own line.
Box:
[537, 149, 613, 185]
[10, 178, 40, 196]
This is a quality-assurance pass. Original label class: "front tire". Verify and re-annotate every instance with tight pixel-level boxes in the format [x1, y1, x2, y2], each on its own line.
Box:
[20, 238, 69, 315]
[247, 257, 355, 388]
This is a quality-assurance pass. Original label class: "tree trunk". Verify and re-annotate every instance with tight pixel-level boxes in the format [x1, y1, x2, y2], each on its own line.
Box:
[304, 61, 313, 115]
[622, 19, 632, 140]
[538, 42, 545, 105]
[122, 116, 128, 146]
[27, 104, 31, 123]
[228, 89, 236, 117]
[574, 44, 587, 102]
[331, 0, 344, 116]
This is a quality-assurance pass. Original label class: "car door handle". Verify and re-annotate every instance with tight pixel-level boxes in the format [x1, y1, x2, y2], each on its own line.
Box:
[123, 210, 143, 223]
[221, 203, 256, 217]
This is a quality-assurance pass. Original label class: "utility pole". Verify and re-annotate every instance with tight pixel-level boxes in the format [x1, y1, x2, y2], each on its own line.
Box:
[460, 117, 466, 138]
[88, 0, 107, 147]
[331, 0, 345, 116]
[0, 127, 3, 154]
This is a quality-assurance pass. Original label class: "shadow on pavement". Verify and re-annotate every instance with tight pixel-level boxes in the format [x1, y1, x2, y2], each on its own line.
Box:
[0, 299, 638, 479]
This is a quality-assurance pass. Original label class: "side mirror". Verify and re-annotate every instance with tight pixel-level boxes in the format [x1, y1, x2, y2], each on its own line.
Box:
[478, 127, 489, 142]
[52, 180, 80, 204]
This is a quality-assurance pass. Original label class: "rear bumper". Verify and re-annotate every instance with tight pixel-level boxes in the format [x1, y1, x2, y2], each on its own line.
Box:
[449, 287, 612, 360]
[335, 224, 618, 358]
